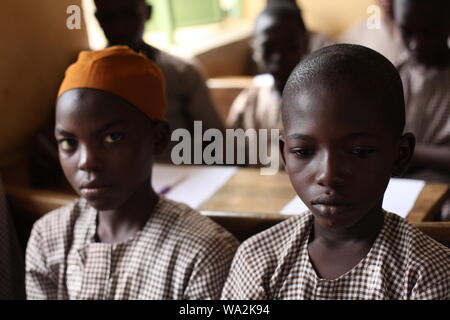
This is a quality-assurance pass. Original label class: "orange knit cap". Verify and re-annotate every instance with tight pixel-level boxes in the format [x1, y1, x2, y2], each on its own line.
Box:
[58, 46, 166, 121]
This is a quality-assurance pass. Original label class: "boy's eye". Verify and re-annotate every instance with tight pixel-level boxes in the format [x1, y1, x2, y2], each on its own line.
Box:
[59, 139, 77, 151]
[350, 147, 375, 157]
[290, 148, 314, 158]
[104, 133, 123, 144]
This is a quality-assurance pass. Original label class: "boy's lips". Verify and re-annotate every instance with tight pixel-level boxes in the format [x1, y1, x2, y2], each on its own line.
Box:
[310, 195, 352, 215]
[311, 195, 351, 206]
[79, 181, 112, 199]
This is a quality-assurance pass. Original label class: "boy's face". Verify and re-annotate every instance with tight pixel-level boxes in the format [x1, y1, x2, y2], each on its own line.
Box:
[281, 84, 413, 230]
[95, 0, 151, 48]
[55, 88, 168, 211]
[252, 14, 308, 93]
[394, 0, 450, 65]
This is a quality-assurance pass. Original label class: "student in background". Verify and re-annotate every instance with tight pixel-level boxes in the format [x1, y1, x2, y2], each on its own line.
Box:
[339, 0, 404, 63]
[0, 175, 25, 299]
[93, 0, 224, 162]
[26, 47, 239, 300]
[394, 0, 450, 220]
[222, 44, 449, 300]
[226, 4, 329, 166]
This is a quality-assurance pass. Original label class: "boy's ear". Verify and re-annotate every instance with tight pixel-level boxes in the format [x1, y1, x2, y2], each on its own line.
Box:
[151, 120, 170, 155]
[392, 132, 416, 177]
[279, 135, 286, 167]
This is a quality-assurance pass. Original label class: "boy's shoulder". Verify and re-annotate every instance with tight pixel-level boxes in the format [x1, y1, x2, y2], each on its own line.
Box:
[28, 198, 94, 260]
[382, 211, 449, 281]
[155, 50, 203, 81]
[383, 211, 449, 255]
[32, 198, 92, 238]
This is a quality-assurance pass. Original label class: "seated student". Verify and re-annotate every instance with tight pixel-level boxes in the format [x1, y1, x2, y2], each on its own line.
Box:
[226, 4, 329, 166]
[0, 175, 25, 299]
[228, 3, 329, 131]
[339, 0, 404, 63]
[25, 46, 239, 300]
[93, 0, 224, 162]
[222, 44, 450, 300]
[393, 0, 450, 220]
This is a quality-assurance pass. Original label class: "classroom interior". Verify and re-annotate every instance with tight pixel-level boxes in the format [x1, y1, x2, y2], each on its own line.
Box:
[0, 0, 449, 300]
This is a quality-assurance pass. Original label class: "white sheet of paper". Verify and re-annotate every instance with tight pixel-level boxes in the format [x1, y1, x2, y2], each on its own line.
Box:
[152, 164, 238, 209]
[280, 178, 426, 218]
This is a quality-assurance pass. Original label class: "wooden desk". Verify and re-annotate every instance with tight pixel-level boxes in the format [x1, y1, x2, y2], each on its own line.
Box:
[5, 167, 450, 244]
[200, 168, 450, 223]
[6, 167, 449, 222]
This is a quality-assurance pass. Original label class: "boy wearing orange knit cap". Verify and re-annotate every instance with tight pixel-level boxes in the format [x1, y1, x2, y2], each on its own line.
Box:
[25, 46, 239, 300]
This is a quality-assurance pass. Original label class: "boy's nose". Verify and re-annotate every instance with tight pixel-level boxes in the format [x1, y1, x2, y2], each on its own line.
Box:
[315, 151, 345, 189]
[78, 145, 101, 172]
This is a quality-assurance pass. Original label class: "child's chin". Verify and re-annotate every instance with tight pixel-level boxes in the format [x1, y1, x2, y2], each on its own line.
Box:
[85, 198, 119, 211]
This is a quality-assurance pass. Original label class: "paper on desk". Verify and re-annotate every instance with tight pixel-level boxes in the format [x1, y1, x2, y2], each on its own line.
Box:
[280, 178, 426, 218]
[152, 164, 238, 209]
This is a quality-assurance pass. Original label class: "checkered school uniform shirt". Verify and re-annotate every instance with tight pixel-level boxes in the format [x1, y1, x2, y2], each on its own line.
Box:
[222, 211, 450, 300]
[26, 196, 239, 300]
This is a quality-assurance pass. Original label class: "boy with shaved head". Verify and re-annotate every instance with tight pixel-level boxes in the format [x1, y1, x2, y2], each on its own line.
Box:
[222, 44, 449, 300]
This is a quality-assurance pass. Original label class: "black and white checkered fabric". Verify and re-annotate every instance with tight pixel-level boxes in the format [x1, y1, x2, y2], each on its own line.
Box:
[222, 211, 449, 300]
[26, 196, 239, 300]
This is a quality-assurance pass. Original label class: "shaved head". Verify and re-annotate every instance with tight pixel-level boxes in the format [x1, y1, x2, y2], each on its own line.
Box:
[282, 44, 406, 137]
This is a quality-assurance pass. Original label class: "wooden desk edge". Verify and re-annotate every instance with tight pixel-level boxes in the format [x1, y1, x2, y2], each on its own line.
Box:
[407, 183, 450, 223]
[5, 181, 449, 224]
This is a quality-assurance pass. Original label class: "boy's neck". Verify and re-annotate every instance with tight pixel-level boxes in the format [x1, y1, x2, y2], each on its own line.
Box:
[95, 179, 159, 244]
[311, 206, 384, 247]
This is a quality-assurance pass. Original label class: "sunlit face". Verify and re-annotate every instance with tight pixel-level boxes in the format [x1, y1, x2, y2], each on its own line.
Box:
[252, 14, 308, 93]
[94, 0, 151, 48]
[281, 83, 411, 230]
[55, 88, 167, 211]
[394, 0, 450, 65]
